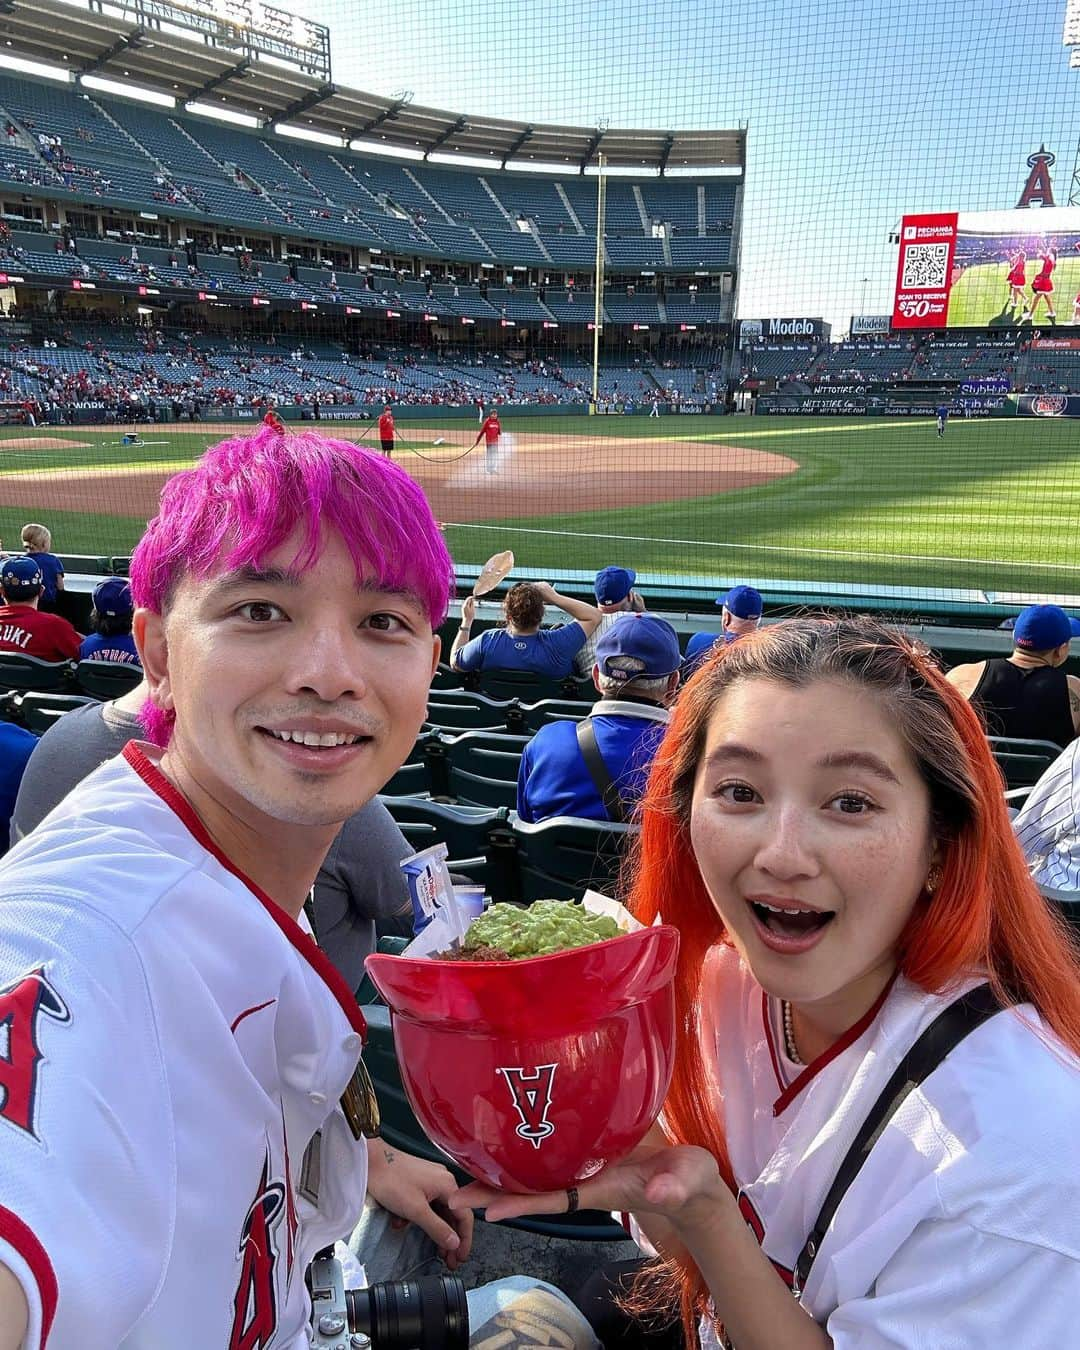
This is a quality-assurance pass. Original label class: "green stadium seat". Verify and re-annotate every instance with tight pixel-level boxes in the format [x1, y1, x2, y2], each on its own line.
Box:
[517, 697, 591, 733]
[466, 668, 593, 704]
[378, 796, 508, 893]
[382, 731, 435, 797]
[511, 814, 638, 902]
[432, 730, 528, 808]
[18, 691, 95, 735]
[0, 653, 75, 694]
[429, 663, 463, 691]
[988, 737, 1062, 790]
[75, 660, 143, 700]
[426, 688, 517, 731]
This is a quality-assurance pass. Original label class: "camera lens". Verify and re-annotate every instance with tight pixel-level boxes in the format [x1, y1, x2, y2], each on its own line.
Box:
[345, 1274, 469, 1350]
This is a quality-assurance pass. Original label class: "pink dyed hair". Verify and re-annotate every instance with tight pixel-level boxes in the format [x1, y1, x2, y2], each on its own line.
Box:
[130, 422, 454, 745]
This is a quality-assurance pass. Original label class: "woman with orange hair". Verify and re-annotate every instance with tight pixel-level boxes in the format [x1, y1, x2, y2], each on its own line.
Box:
[454, 617, 1080, 1348]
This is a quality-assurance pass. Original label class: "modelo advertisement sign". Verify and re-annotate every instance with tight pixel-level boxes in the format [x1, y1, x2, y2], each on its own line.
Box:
[850, 314, 893, 336]
[738, 317, 827, 344]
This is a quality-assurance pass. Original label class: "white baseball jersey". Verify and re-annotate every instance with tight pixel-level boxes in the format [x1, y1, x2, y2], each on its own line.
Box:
[1013, 738, 1080, 892]
[694, 943, 1080, 1346]
[0, 742, 369, 1350]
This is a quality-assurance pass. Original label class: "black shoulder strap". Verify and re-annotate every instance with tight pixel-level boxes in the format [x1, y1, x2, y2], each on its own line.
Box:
[793, 982, 1002, 1296]
[576, 718, 627, 824]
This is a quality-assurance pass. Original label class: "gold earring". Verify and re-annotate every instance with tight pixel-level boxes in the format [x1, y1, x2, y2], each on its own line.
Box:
[926, 864, 943, 894]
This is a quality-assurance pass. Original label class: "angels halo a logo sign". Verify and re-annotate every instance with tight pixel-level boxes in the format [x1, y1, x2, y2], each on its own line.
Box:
[1033, 395, 1068, 416]
[497, 1063, 558, 1148]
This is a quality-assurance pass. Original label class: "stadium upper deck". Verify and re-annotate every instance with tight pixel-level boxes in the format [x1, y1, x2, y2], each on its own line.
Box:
[0, 0, 744, 284]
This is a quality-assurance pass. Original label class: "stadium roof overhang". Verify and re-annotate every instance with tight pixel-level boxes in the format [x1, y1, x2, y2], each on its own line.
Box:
[0, 0, 745, 174]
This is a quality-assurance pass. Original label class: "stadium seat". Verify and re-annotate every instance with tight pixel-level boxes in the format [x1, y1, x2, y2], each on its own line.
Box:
[377, 796, 509, 894]
[429, 664, 463, 691]
[511, 815, 639, 902]
[360, 992, 626, 1241]
[431, 730, 528, 808]
[988, 737, 1063, 790]
[467, 669, 593, 704]
[75, 660, 143, 700]
[382, 732, 435, 797]
[18, 691, 95, 735]
[0, 653, 75, 694]
[426, 688, 517, 732]
[517, 698, 591, 733]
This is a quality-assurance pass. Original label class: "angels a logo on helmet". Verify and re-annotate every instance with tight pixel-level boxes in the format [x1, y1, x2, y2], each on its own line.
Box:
[497, 1063, 558, 1148]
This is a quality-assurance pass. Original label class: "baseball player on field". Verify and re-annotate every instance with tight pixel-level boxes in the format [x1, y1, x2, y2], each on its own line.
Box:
[454, 617, 1080, 1349]
[0, 417, 474, 1348]
[471, 408, 503, 474]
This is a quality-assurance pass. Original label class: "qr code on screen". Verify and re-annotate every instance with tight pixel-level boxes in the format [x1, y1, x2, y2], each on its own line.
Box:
[901, 243, 949, 290]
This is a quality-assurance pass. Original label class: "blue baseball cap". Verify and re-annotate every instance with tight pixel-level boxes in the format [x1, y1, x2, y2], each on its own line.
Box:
[1013, 604, 1073, 651]
[596, 614, 681, 681]
[684, 632, 720, 664]
[0, 556, 42, 599]
[717, 584, 763, 620]
[93, 576, 133, 618]
[594, 566, 636, 606]
[1070, 617, 1080, 638]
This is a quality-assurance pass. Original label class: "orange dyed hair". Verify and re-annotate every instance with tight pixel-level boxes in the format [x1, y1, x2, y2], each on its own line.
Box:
[625, 616, 1080, 1341]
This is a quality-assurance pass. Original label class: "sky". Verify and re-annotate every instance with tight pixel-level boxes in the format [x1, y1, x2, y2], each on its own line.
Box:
[299, 0, 1080, 331]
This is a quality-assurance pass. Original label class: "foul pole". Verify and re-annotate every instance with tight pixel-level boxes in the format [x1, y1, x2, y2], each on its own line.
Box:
[590, 153, 607, 412]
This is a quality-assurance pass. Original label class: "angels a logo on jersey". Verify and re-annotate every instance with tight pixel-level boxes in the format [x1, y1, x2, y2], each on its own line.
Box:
[497, 1063, 557, 1148]
[0, 967, 70, 1142]
[228, 1156, 287, 1350]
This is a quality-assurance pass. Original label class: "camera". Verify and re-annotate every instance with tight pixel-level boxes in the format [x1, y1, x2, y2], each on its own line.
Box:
[308, 1249, 469, 1350]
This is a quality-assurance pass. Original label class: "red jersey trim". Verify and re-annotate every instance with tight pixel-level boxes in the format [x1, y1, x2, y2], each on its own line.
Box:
[122, 743, 366, 1040]
[0, 1204, 57, 1347]
[770, 973, 898, 1118]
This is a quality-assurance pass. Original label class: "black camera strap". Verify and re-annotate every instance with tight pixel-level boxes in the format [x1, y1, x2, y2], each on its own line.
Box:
[792, 982, 1002, 1298]
[576, 718, 628, 824]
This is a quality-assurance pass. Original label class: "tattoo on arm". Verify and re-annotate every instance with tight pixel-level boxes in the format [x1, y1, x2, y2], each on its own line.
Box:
[383, 1146, 395, 1167]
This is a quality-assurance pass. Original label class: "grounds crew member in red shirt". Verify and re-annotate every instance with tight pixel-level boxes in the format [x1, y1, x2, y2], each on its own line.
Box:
[0, 557, 81, 661]
[472, 409, 502, 475]
[377, 405, 395, 458]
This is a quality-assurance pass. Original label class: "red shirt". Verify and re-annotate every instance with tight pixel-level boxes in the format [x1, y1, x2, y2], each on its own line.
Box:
[482, 415, 502, 444]
[377, 411, 394, 441]
[0, 604, 81, 661]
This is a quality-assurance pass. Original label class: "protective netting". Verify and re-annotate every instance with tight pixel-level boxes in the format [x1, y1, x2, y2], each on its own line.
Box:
[0, 0, 1077, 601]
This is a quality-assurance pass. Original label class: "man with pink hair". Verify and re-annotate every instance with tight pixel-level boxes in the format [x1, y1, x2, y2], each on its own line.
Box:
[0, 418, 473, 1348]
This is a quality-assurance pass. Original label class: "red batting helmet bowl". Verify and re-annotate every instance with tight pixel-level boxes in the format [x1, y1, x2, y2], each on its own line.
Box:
[364, 925, 680, 1193]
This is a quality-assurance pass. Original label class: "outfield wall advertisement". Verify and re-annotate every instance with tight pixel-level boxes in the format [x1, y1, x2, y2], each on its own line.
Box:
[892, 206, 1080, 330]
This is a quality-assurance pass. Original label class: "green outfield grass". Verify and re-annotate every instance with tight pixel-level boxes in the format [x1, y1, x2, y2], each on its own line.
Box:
[949, 257, 1080, 328]
[0, 414, 1077, 596]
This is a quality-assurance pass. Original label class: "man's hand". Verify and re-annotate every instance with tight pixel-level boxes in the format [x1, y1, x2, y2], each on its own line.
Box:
[460, 595, 477, 626]
[629, 590, 646, 613]
[366, 1140, 474, 1271]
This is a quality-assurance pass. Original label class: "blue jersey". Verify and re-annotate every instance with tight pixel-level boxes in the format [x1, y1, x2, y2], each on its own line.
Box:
[454, 624, 587, 678]
[0, 721, 37, 852]
[78, 632, 141, 665]
[516, 701, 669, 823]
[27, 551, 64, 603]
[936, 405, 949, 421]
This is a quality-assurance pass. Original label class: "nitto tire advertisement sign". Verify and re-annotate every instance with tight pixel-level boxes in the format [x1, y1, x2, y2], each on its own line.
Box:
[891, 213, 959, 328]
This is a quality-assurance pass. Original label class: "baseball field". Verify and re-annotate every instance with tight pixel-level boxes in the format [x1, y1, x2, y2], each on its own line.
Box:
[0, 413, 1076, 596]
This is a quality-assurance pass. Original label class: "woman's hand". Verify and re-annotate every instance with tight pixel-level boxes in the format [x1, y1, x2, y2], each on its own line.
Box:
[366, 1140, 474, 1271]
[449, 1143, 726, 1235]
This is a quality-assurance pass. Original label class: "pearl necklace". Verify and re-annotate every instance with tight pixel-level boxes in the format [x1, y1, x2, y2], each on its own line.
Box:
[782, 1000, 804, 1065]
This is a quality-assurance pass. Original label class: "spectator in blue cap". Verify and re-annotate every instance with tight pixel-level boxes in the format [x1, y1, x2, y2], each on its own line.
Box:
[574, 564, 645, 676]
[517, 613, 680, 824]
[947, 604, 1080, 748]
[718, 584, 763, 643]
[682, 630, 721, 679]
[78, 577, 141, 666]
